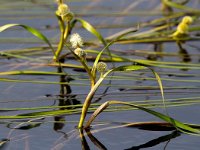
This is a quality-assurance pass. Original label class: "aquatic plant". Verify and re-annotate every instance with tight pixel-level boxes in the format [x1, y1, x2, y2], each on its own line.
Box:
[0, 0, 200, 140]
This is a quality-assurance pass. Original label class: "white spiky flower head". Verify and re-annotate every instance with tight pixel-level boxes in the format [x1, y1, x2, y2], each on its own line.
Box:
[70, 33, 84, 48]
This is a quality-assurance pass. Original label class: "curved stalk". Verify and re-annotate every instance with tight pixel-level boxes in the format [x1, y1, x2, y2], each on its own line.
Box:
[53, 14, 65, 61]
[78, 76, 105, 128]
[64, 22, 70, 40]
[78, 70, 112, 128]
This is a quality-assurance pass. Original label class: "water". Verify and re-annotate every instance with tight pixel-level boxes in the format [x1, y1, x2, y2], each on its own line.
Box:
[0, 0, 200, 149]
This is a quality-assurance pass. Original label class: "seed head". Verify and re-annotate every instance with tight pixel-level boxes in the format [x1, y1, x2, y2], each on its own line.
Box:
[57, 4, 70, 17]
[62, 12, 74, 22]
[97, 62, 107, 73]
[74, 48, 86, 58]
[70, 33, 84, 48]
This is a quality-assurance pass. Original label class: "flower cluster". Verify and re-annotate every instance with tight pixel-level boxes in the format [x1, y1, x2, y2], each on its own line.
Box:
[172, 16, 193, 38]
[70, 33, 86, 59]
[70, 33, 84, 48]
[56, 3, 73, 22]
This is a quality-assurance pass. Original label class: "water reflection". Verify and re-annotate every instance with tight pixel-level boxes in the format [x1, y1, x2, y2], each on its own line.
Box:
[79, 129, 91, 150]
[147, 43, 163, 61]
[79, 128, 181, 150]
[125, 131, 180, 150]
[80, 129, 107, 150]
[177, 41, 192, 71]
[177, 42, 191, 63]
[54, 58, 80, 131]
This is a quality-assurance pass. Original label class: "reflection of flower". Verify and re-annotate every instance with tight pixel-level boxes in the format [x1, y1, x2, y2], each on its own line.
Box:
[172, 16, 193, 38]
[70, 33, 84, 48]
[97, 62, 107, 73]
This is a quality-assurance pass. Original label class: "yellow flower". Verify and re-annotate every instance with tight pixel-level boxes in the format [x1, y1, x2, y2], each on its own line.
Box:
[182, 16, 193, 25]
[172, 16, 193, 38]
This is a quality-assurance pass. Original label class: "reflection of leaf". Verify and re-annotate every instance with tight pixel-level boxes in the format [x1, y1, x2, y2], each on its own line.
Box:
[125, 131, 180, 150]
[54, 116, 65, 131]
[124, 122, 176, 131]
[0, 138, 9, 149]
[79, 130, 91, 150]
[7, 122, 42, 130]
[85, 129, 107, 150]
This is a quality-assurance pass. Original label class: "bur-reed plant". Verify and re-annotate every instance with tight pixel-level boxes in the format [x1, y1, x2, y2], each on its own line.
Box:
[0, 0, 200, 135]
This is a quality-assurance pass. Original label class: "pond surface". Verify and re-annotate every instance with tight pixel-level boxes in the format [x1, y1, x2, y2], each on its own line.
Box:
[0, 0, 200, 149]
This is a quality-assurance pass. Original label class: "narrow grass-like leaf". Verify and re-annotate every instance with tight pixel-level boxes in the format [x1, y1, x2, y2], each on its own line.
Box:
[0, 70, 68, 76]
[91, 41, 114, 77]
[91, 28, 138, 77]
[71, 18, 113, 67]
[78, 65, 146, 128]
[162, 0, 200, 13]
[72, 18, 107, 46]
[150, 70, 167, 111]
[0, 78, 85, 86]
[0, 24, 55, 54]
[86, 101, 200, 134]
[0, 52, 44, 62]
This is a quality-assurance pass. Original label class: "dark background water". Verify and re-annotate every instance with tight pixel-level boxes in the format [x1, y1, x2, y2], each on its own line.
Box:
[0, 0, 200, 149]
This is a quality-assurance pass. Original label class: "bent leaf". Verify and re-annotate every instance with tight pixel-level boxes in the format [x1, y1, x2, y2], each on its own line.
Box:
[0, 24, 55, 54]
[86, 101, 200, 135]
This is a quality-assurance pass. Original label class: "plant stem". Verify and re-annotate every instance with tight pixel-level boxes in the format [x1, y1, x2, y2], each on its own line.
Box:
[64, 22, 70, 40]
[65, 45, 96, 87]
[53, 15, 65, 61]
[78, 77, 104, 128]
[80, 59, 95, 87]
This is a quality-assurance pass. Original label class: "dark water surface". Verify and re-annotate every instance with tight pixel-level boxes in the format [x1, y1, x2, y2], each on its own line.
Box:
[0, 0, 200, 149]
